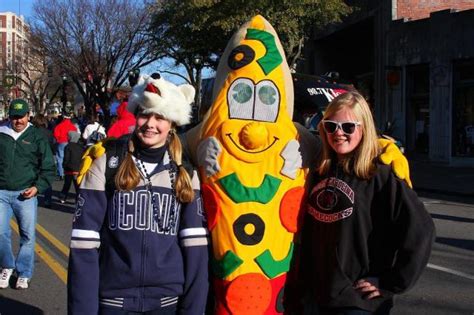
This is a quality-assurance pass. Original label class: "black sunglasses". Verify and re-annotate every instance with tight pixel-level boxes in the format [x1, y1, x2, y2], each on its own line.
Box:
[322, 120, 361, 135]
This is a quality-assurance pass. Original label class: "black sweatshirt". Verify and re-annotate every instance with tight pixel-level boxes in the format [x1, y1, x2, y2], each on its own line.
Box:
[301, 163, 435, 312]
[63, 142, 85, 173]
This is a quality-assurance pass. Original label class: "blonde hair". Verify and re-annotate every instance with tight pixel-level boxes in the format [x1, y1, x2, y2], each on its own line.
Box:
[317, 91, 380, 179]
[115, 130, 195, 203]
[167, 129, 195, 203]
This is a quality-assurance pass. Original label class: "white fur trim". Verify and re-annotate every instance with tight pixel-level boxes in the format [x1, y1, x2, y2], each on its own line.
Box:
[128, 75, 195, 126]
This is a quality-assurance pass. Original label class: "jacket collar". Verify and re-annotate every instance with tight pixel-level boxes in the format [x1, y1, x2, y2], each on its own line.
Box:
[0, 122, 31, 140]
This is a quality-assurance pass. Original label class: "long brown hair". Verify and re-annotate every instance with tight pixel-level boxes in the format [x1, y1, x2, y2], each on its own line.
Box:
[114, 131, 195, 203]
[168, 129, 195, 202]
[317, 92, 380, 179]
[32, 113, 49, 129]
[114, 137, 141, 191]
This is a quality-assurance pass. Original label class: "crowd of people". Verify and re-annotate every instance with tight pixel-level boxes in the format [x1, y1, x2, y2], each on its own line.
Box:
[8, 101, 137, 206]
[0, 99, 136, 291]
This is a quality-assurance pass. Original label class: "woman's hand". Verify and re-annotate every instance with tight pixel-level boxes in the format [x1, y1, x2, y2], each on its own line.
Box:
[353, 278, 382, 300]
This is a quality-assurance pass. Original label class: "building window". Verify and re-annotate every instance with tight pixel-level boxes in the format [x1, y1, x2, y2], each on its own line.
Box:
[453, 60, 474, 157]
[406, 64, 430, 155]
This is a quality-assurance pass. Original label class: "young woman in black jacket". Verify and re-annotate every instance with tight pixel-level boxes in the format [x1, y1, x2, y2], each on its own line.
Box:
[60, 131, 85, 203]
[301, 92, 435, 315]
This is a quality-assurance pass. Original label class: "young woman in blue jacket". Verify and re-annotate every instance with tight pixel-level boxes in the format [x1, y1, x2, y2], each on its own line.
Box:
[67, 75, 209, 315]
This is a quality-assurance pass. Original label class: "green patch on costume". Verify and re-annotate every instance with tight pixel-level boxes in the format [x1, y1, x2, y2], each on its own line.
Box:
[211, 250, 244, 279]
[246, 28, 283, 75]
[218, 173, 281, 204]
[255, 243, 294, 279]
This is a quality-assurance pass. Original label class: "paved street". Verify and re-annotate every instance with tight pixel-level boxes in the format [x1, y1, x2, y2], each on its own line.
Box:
[0, 181, 473, 314]
[0, 179, 73, 315]
[394, 195, 474, 315]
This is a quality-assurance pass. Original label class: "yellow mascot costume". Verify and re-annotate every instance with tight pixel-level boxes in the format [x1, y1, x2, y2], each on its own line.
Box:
[197, 15, 306, 314]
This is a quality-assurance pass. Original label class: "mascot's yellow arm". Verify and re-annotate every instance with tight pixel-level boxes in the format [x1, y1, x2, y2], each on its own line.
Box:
[76, 137, 411, 188]
[77, 138, 114, 184]
[378, 138, 412, 188]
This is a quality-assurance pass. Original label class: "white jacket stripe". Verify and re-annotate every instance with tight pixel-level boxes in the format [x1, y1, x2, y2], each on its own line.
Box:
[70, 240, 101, 249]
[179, 227, 208, 238]
[71, 229, 100, 239]
[181, 237, 208, 247]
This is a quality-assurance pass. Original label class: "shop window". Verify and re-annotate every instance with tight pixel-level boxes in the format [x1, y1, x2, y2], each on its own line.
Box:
[406, 64, 430, 155]
[453, 60, 474, 157]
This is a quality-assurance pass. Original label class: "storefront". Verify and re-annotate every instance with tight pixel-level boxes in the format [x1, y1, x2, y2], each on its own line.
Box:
[304, 3, 474, 165]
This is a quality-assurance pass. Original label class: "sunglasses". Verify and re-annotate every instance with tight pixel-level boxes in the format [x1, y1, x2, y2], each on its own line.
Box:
[322, 120, 361, 135]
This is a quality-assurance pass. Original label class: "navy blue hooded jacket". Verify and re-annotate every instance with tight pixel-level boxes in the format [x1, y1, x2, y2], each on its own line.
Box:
[67, 150, 209, 314]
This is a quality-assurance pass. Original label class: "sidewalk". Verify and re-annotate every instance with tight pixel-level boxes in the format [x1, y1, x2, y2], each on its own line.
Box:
[410, 160, 474, 197]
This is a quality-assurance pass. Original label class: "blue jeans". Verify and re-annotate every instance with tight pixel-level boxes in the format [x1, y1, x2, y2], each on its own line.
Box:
[56, 142, 67, 177]
[0, 190, 38, 278]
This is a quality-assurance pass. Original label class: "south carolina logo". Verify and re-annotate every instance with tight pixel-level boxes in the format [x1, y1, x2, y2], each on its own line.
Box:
[308, 177, 354, 223]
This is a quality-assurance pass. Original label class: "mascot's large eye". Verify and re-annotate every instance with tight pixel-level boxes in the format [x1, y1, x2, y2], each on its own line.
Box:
[254, 80, 280, 122]
[227, 78, 255, 120]
[233, 83, 253, 103]
[258, 85, 277, 105]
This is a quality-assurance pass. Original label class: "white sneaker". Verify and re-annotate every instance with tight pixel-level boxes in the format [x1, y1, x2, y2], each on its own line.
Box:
[15, 277, 30, 289]
[0, 268, 14, 289]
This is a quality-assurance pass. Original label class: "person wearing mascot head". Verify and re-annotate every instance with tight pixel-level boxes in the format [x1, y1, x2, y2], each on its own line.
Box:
[185, 15, 412, 315]
[67, 74, 209, 315]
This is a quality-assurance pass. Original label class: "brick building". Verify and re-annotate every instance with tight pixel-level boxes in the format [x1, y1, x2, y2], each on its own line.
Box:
[0, 11, 30, 117]
[304, 0, 474, 165]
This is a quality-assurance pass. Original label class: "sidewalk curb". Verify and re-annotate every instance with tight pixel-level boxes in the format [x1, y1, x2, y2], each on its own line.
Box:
[414, 187, 474, 198]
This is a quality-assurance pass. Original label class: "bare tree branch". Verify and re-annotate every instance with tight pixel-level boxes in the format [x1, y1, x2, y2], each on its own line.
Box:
[160, 70, 191, 84]
[31, 0, 161, 118]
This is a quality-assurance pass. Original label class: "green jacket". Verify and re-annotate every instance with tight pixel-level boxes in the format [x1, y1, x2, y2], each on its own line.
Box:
[0, 123, 56, 193]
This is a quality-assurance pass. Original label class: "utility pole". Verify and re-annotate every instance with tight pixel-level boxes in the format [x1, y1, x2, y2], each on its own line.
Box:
[61, 74, 67, 113]
[193, 56, 203, 124]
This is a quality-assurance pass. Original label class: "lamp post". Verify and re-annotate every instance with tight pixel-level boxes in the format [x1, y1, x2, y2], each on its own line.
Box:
[61, 74, 68, 113]
[193, 56, 203, 124]
[128, 69, 140, 88]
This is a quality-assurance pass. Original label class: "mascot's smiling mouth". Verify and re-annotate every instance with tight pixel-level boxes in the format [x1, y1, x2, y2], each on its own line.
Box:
[226, 133, 279, 153]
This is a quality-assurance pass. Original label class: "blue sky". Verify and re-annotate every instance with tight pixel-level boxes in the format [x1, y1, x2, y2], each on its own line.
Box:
[0, 0, 33, 19]
[0, 0, 214, 85]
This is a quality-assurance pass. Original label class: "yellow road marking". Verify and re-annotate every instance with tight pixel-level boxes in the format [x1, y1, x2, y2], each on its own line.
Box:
[10, 221, 68, 284]
[35, 223, 70, 257]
